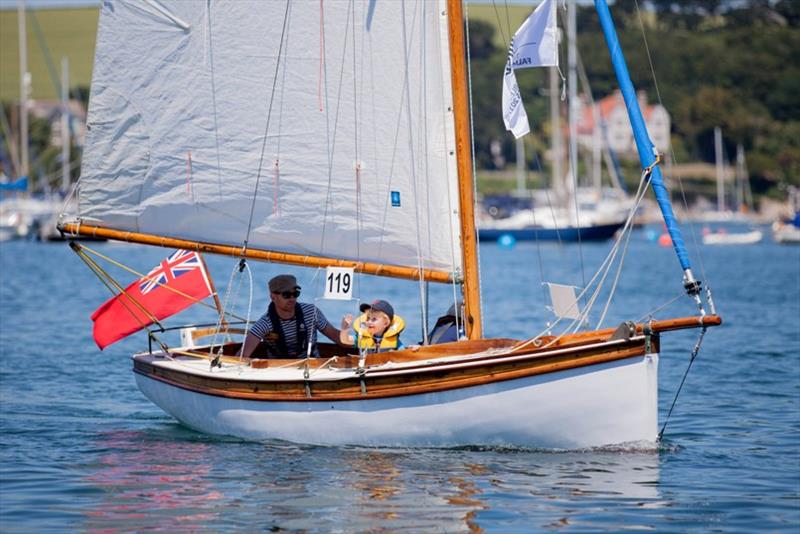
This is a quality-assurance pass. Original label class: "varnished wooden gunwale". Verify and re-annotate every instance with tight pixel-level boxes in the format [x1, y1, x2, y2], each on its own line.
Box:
[134, 335, 656, 402]
[133, 315, 717, 402]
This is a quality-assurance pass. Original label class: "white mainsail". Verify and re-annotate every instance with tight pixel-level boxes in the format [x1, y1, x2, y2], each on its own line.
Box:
[77, 0, 462, 275]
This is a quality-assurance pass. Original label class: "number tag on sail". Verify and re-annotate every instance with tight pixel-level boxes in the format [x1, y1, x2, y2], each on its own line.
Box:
[324, 267, 354, 300]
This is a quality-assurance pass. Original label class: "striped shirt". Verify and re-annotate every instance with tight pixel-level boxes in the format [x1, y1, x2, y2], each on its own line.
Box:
[249, 302, 330, 358]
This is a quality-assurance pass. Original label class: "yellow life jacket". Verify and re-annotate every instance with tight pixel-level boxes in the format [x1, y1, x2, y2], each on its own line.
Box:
[354, 313, 405, 352]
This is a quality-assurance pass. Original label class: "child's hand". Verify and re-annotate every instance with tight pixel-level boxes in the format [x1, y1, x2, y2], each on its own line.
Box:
[341, 313, 353, 330]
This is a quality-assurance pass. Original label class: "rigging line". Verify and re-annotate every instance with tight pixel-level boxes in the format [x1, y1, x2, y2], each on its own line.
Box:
[376, 2, 420, 261]
[395, 1, 427, 333]
[566, 0, 586, 289]
[658, 327, 707, 441]
[636, 292, 683, 324]
[580, 173, 650, 330]
[490, 0, 510, 47]
[511, 194, 649, 352]
[632, 0, 709, 287]
[242, 0, 291, 254]
[273, 1, 293, 217]
[318, 0, 355, 254]
[210, 257, 251, 359]
[77, 243, 246, 321]
[528, 148, 551, 305]
[596, 168, 653, 327]
[464, 1, 486, 333]
[351, 0, 362, 262]
[411, 1, 430, 343]
[205, 0, 223, 198]
[71, 243, 165, 334]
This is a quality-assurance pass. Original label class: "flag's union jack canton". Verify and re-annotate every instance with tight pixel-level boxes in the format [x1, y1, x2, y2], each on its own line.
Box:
[139, 250, 202, 294]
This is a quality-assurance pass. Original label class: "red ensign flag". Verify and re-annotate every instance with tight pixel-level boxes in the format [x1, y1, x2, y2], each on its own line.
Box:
[91, 250, 213, 349]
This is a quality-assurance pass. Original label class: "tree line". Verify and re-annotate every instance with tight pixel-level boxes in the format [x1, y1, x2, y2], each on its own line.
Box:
[468, 0, 799, 201]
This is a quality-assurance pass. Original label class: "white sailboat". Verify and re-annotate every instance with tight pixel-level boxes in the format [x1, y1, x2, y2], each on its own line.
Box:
[479, 0, 628, 243]
[59, 0, 720, 448]
[701, 130, 762, 245]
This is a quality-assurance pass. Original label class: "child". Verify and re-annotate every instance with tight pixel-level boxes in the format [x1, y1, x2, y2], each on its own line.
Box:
[340, 299, 405, 353]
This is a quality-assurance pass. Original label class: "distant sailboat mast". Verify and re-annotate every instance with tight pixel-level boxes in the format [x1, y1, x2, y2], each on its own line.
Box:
[714, 126, 725, 213]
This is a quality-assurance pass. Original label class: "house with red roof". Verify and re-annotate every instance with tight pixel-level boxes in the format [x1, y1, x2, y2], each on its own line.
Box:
[575, 89, 670, 158]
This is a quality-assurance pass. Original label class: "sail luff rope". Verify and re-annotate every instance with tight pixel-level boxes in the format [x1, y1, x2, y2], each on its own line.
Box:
[242, 0, 291, 255]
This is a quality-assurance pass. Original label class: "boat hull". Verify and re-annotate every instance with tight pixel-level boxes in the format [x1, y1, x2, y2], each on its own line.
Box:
[134, 352, 658, 449]
[478, 222, 624, 242]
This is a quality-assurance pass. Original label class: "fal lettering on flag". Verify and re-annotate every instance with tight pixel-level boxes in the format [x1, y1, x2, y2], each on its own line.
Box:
[139, 249, 203, 295]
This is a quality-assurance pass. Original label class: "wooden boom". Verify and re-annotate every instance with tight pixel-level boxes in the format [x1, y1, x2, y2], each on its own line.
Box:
[58, 222, 455, 284]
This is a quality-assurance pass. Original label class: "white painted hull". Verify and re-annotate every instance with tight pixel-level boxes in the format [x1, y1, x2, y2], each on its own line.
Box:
[134, 353, 658, 449]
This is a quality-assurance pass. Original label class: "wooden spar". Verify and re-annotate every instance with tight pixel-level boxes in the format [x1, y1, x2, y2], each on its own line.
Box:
[58, 222, 454, 284]
[447, 0, 483, 340]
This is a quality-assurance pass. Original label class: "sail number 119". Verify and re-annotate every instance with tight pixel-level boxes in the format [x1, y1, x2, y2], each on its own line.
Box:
[324, 267, 354, 300]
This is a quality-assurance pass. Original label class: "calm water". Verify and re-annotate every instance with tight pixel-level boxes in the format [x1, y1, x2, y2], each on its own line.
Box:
[1, 228, 799, 532]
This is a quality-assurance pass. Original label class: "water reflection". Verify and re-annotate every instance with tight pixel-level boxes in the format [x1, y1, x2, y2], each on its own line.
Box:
[79, 428, 662, 531]
[83, 429, 222, 531]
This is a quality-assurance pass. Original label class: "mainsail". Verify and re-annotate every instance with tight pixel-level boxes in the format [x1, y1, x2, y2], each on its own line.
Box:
[77, 1, 463, 278]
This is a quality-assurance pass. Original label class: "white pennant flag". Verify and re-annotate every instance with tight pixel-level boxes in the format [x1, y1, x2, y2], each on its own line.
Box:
[502, 0, 559, 138]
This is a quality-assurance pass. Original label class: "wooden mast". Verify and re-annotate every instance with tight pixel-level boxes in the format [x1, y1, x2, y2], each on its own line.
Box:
[447, 0, 483, 339]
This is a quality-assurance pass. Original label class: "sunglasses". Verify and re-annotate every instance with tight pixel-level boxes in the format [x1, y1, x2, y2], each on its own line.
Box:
[274, 290, 301, 299]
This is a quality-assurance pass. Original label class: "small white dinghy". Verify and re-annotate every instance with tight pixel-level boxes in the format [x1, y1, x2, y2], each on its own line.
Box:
[702, 229, 763, 245]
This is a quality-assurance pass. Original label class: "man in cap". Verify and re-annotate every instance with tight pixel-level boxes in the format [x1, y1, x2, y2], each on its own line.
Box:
[339, 299, 406, 353]
[240, 274, 342, 359]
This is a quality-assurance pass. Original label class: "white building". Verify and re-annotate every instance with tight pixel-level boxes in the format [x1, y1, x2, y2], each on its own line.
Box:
[575, 90, 670, 157]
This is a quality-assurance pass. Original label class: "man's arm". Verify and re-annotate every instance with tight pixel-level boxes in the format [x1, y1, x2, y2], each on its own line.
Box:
[240, 332, 262, 358]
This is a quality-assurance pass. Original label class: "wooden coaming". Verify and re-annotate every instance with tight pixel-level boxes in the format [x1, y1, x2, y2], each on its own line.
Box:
[134, 336, 655, 402]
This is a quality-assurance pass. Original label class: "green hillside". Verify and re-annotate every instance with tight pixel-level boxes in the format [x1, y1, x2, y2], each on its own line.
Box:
[0, 7, 98, 101]
[0, 2, 797, 200]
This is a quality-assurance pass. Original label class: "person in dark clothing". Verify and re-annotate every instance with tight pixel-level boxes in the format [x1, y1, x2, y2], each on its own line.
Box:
[240, 274, 342, 359]
[427, 301, 465, 344]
